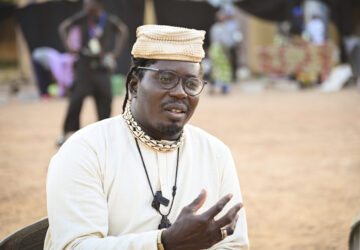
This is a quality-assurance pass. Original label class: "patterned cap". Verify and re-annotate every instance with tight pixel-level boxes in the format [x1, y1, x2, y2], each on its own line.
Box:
[131, 25, 206, 63]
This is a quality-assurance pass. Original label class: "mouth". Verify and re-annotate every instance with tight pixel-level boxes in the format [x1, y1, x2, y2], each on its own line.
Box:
[164, 108, 186, 120]
[162, 103, 188, 120]
[168, 108, 185, 114]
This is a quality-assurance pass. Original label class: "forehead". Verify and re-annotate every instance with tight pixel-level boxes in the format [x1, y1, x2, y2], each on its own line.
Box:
[149, 60, 201, 77]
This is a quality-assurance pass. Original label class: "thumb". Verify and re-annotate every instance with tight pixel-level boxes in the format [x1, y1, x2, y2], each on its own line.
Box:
[188, 189, 207, 213]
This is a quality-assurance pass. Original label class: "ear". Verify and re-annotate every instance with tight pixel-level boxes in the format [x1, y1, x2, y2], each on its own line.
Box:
[129, 75, 139, 98]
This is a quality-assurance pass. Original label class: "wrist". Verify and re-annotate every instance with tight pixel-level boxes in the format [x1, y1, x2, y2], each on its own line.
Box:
[161, 228, 172, 250]
[157, 229, 166, 250]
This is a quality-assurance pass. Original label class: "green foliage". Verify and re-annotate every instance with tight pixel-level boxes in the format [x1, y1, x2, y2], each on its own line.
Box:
[111, 74, 125, 96]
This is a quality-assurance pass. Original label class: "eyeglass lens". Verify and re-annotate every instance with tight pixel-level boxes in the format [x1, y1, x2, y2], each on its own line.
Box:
[158, 71, 203, 96]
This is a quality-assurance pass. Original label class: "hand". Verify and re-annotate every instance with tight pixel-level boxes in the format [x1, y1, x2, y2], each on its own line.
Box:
[161, 190, 243, 250]
[101, 53, 116, 72]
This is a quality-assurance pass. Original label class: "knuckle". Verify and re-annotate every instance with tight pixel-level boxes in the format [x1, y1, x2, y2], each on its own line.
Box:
[198, 216, 209, 225]
[216, 203, 224, 211]
[227, 213, 234, 220]
[224, 214, 233, 224]
[183, 206, 192, 213]
[205, 227, 213, 236]
[227, 227, 234, 235]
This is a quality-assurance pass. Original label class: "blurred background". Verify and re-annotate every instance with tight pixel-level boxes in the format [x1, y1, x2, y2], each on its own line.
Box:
[0, 0, 360, 249]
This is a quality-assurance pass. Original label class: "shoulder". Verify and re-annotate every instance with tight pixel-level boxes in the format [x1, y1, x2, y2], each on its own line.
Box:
[61, 115, 125, 152]
[49, 115, 127, 177]
[184, 124, 231, 156]
[51, 115, 126, 172]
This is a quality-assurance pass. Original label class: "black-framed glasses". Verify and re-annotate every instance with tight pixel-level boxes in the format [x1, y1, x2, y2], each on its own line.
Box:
[137, 67, 207, 96]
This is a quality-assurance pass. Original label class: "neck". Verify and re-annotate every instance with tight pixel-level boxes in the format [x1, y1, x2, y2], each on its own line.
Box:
[88, 9, 103, 19]
[138, 123, 175, 141]
[123, 103, 184, 152]
[132, 109, 181, 141]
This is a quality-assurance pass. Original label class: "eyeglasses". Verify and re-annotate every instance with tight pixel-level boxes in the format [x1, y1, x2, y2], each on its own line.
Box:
[137, 67, 207, 96]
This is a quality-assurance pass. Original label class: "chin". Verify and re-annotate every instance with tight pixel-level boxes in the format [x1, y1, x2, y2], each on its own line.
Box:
[156, 122, 183, 139]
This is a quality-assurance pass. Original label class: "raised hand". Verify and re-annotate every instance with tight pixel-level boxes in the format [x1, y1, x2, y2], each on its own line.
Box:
[161, 189, 243, 250]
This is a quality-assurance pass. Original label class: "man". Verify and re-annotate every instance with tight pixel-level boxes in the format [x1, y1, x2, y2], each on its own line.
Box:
[45, 25, 249, 249]
[56, 0, 128, 146]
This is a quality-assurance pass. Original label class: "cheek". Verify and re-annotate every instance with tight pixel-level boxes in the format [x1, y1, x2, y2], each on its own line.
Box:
[138, 85, 165, 111]
[138, 76, 164, 99]
[188, 98, 199, 115]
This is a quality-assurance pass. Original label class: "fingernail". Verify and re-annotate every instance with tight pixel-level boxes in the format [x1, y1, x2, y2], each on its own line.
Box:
[228, 193, 233, 199]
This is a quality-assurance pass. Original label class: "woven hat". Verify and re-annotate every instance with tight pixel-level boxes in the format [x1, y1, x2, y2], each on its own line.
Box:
[131, 25, 206, 63]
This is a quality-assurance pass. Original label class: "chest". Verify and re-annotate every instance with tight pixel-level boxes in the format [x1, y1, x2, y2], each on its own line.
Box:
[101, 145, 222, 235]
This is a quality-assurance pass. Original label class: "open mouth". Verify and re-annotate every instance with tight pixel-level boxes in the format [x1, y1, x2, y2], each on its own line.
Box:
[168, 108, 185, 114]
[162, 101, 189, 120]
[163, 107, 187, 120]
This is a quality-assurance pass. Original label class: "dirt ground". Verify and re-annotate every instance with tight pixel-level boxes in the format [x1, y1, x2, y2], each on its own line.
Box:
[0, 84, 360, 249]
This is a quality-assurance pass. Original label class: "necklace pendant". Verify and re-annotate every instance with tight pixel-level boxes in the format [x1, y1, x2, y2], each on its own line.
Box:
[158, 215, 171, 229]
[152, 191, 170, 210]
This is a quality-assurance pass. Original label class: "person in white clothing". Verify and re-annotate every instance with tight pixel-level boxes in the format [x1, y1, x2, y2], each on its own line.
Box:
[45, 24, 249, 250]
[306, 15, 326, 45]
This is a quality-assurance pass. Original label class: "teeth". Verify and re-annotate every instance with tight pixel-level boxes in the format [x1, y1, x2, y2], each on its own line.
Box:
[171, 109, 181, 113]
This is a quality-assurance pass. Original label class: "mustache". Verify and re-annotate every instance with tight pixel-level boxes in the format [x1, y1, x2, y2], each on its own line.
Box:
[160, 99, 190, 110]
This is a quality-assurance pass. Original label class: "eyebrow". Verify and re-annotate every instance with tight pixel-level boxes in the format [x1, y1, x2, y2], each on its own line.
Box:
[161, 69, 198, 78]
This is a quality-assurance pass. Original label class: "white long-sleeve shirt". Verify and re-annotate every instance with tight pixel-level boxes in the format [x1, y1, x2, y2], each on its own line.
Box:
[45, 115, 249, 249]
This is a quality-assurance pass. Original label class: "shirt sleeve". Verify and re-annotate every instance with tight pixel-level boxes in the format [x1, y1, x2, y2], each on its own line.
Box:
[209, 147, 249, 250]
[45, 136, 159, 250]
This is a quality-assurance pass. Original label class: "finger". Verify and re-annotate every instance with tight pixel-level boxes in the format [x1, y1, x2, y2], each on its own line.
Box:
[233, 213, 239, 227]
[225, 213, 240, 236]
[202, 194, 233, 220]
[215, 203, 242, 228]
[219, 213, 240, 242]
[187, 189, 207, 212]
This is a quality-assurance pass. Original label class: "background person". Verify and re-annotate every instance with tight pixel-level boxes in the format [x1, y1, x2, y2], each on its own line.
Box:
[56, 0, 128, 146]
[305, 15, 326, 45]
[32, 47, 76, 99]
[209, 8, 239, 94]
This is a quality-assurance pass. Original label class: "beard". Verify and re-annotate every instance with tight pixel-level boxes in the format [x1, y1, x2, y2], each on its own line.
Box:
[156, 122, 183, 139]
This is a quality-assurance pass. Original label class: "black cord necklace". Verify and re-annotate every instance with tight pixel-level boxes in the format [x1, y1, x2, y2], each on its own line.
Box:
[135, 138, 179, 229]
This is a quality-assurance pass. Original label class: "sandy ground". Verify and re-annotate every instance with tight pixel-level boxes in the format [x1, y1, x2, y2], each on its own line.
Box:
[0, 83, 360, 249]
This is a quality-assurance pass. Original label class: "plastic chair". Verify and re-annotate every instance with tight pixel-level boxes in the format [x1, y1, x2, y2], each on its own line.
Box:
[350, 213, 360, 250]
[0, 218, 48, 250]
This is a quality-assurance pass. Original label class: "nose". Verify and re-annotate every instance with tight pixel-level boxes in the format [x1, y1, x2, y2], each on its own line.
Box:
[168, 79, 187, 98]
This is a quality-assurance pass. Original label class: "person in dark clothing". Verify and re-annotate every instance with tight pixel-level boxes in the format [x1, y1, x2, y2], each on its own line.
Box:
[56, 0, 128, 146]
[32, 57, 53, 99]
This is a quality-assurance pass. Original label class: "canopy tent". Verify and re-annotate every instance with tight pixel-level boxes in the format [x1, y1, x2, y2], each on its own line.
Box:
[154, 0, 217, 48]
[0, 2, 16, 21]
[236, 0, 296, 22]
[16, 1, 81, 53]
[155, 0, 359, 49]
[10, 0, 360, 73]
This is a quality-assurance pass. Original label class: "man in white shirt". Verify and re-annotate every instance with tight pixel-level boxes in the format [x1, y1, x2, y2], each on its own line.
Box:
[45, 24, 249, 249]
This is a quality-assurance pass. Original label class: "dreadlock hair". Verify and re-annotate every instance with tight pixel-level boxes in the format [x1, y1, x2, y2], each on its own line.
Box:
[122, 57, 157, 112]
